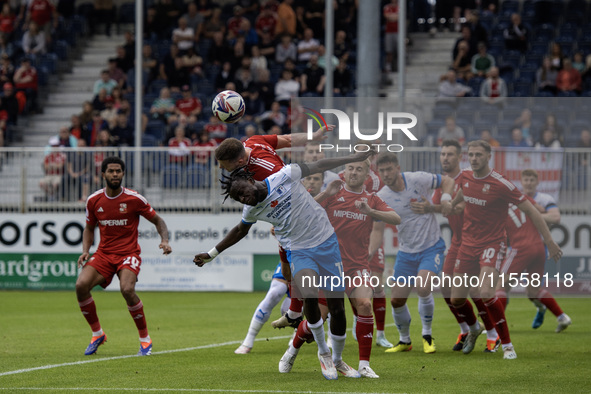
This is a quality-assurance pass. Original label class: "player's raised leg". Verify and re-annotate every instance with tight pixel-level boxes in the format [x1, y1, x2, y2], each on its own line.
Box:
[75, 264, 107, 356]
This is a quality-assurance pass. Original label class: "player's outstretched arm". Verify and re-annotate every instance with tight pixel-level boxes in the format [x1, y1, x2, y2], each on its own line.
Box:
[148, 214, 172, 255]
[302, 149, 376, 177]
[542, 206, 561, 225]
[518, 199, 563, 262]
[368, 221, 385, 260]
[276, 124, 335, 149]
[355, 200, 401, 225]
[194, 222, 252, 267]
[314, 179, 343, 204]
[77, 223, 96, 268]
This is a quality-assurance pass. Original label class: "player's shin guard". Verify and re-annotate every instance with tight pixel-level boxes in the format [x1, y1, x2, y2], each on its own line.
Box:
[308, 318, 330, 354]
[373, 297, 387, 331]
[392, 305, 412, 343]
[445, 297, 468, 325]
[473, 297, 498, 340]
[330, 332, 346, 363]
[454, 300, 477, 326]
[536, 289, 564, 317]
[293, 320, 314, 349]
[128, 300, 148, 338]
[357, 315, 374, 361]
[495, 289, 508, 310]
[79, 296, 101, 332]
[418, 294, 435, 336]
[485, 297, 511, 345]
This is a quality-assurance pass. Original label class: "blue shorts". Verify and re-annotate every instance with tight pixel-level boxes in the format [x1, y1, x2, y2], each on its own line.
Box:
[286, 233, 345, 292]
[272, 262, 286, 281]
[392, 238, 446, 284]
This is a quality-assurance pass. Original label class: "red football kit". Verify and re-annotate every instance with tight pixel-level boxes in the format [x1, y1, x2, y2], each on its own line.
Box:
[320, 186, 393, 295]
[175, 97, 202, 117]
[243, 135, 285, 181]
[85, 188, 157, 287]
[432, 171, 464, 275]
[455, 169, 525, 276]
[501, 195, 547, 276]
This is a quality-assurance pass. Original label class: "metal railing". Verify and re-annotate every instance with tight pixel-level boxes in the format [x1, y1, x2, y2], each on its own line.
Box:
[0, 146, 590, 213]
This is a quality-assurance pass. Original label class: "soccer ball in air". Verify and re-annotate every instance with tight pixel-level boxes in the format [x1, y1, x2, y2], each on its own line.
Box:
[211, 90, 245, 123]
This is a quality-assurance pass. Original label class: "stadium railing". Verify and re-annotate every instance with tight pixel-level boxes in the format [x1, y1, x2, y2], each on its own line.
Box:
[0, 146, 589, 214]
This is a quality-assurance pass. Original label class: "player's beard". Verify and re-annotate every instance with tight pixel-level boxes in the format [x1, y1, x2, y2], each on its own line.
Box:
[105, 178, 122, 190]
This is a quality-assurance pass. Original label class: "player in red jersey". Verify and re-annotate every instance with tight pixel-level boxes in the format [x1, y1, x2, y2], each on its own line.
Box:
[495, 169, 571, 332]
[317, 159, 400, 377]
[450, 141, 562, 360]
[75, 157, 172, 356]
[425, 140, 500, 352]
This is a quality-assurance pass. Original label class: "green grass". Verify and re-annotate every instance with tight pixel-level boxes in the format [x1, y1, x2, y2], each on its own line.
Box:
[0, 291, 589, 393]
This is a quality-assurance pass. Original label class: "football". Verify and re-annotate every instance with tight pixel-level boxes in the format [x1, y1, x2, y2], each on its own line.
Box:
[211, 90, 246, 123]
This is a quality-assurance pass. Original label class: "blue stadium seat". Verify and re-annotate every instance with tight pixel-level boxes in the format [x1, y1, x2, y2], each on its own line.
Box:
[185, 164, 210, 188]
[512, 81, 533, 96]
[142, 134, 158, 146]
[161, 165, 182, 188]
[145, 120, 167, 142]
[519, 67, 537, 82]
[54, 40, 69, 60]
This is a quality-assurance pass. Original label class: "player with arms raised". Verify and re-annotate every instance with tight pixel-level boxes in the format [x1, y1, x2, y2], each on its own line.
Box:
[76, 157, 172, 356]
[450, 141, 562, 360]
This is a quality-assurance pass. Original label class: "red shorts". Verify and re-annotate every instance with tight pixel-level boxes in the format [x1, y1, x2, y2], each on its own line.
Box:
[86, 250, 142, 288]
[442, 243, 460, 276]
[369, 246, 385, 274]
[500, 245, 547, 277]
[318, 290, 327, 306]
[344, 267, 374, 297]
[455, 241, 507, 277]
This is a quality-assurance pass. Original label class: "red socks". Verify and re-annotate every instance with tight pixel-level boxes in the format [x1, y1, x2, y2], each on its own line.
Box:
[128, 300, 148, 338]
[373, 297, 387, 331]
[356, 314, 374, 361]
[79, 297, 101, 332]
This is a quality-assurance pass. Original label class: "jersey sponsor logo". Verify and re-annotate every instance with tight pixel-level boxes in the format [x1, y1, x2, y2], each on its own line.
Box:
[119, 203, 127, 213]
[333, 210, 367, 220]
[266, 196, 291, 219]
[271, 200, 279, 208]
[99, 219, 129, 226]
[482, 184, 490, 193]
[97, 207, 104, 212]
[464, 196, 487, 206]
[337, 197, 345, 202]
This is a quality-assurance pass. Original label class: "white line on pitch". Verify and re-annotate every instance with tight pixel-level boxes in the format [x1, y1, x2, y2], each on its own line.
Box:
[0, 388, 398, 394]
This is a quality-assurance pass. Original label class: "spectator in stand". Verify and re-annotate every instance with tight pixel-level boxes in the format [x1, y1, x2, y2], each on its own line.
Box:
[172, 17, 195, 55]
[275, 0, 296, 36]
[155, 0, 180, 33]
[471, 42, 495, 78]
[0, 5, 16, 42]
[275, 34, 297, 64]
[89, 0, 115, 36]
[258, 31, 276, 62]
[150, 87, 176, 124]
[452, 40, 473, 80]
[193, 131, 217, 165]
[0, 34, 14, 60]
[304, 0, 325, 38]
[159, 43, 183, 90]
[437, 69, 471, 101]
[275, 68, 299, 106]
[537, 56, 558, 95]
[300, 55, 325, 96]
[79, 101, 94, 129]
[168, 125, 192, 165]
[180, 46, 204, 83]
[453, 25, 477, 62]
[92, 88, 108, 111]
[243, 87, 264, 122]
[437, 116, 465, 146]
[25, 0, 57, 43]
[13, 57, 39, 114]
[297, 28, 319, 64]
[227, 6, 249, 40]
[93, 69, 117, 96]
[0, 96, 6, 148]
[572, 52, 585, 73]
[84, 111, 109, 147]
[334, 0, 355, 34]
[141, 45, 159, 86]
[106, 58, 126, 90]
[513, 108, 533, 145]
[22, 21, 46, 60]
[479, 66, 507, 106]
[480, 129, 500, 147]
[208, 31, 230, 66]
[535, 129, 562, 149]
[1, 82, 19, 126]
[549, 42, 564, 71]
[201, 7, 225, 40]
[240, 123, 258, 142]
[183, 2, 203, 37]
[509, 127, 531, 147]
[115, 45, 133, 74]
[0, 53, 14, 84]
[253, 68, 275, 109]
[383, 0, 399, 73]
[234, 57, 255, 93]
[69, 114, 84, 140]
[556, 58, 582, 95]
[110, 109, 134, 146]
[47, 126, 77, 150]
[333, 59, 353, 96]
[214, 61, 234, 92]
[250, 46, 268, 81]
[503, 13, 527, 53]
[39, 139, 67, 201]
[333, 30, 350, 61]
[465, 9, 488, 46]
[204, 115, 228, 144]
[144, 6, 162, 41]
[541, 114, 564, 145]
[256, 4, 278, 40]
[95, 128, 117, 147]
[65, 138, 92, 202]
[294, 5, 308, 39]
[317, 45, 339, 71]
[257, 101, 286, 133]
[174, 84, 202, 125]
[268, 124, 283, 135]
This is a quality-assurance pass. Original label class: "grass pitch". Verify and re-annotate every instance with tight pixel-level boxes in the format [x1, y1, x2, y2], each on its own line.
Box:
[0, 291, 589, 393]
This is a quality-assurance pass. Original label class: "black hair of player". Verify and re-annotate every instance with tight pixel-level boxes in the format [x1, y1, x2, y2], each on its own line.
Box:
[101, 156, 125, 173]
[220, 166, 255, 203]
